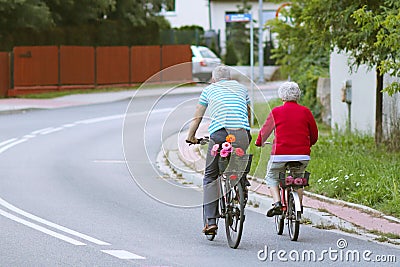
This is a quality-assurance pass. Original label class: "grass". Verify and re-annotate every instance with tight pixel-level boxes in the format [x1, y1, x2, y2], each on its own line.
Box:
[249, 100, 400, 218]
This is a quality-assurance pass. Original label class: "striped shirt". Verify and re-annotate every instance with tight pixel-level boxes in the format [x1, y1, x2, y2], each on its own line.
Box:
[199, 79, 250, 134]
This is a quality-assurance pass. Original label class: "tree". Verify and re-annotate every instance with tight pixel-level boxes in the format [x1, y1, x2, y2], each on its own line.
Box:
[267, 1, 330, 115]
[269, 0, 400, 143]
[0, 0, 53, 33]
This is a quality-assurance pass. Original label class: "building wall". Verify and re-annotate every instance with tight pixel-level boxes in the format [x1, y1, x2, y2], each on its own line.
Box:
[330, 51, 376, 134]
[165, 0, 210, 30]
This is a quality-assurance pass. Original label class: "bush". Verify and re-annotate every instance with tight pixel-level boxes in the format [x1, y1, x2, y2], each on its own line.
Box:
[224, 41, 238, 65]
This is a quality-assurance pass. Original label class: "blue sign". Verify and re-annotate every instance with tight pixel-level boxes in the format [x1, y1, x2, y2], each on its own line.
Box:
[225, 13, 252, 23]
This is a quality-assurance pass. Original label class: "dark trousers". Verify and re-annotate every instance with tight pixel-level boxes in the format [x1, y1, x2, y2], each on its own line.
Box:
[203, 128, 251, 224]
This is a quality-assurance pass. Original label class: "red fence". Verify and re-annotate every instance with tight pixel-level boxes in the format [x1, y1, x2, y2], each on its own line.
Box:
[5, 44, 192, 96]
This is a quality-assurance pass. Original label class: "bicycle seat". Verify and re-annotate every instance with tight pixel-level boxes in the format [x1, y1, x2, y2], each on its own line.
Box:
[285, 161, 303, 169]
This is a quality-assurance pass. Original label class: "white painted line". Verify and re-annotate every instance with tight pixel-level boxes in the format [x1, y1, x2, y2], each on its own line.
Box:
[31, 127, 55, 135]
[0, 138, 18, 148]
[101, 250, 146, 260]
[62, 123, 76, 128]
[75, 114, 124, 124]
[0, 208, 86, 246]
[23, 134, 36, 139]
[92, 160, 127, 164]
[0, 197, 110, 246]
[39, 127, 64, 135]
[0, 139, 28, 154]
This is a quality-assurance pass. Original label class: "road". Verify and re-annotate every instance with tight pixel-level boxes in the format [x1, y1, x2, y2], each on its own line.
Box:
[0, 89, 398, 266]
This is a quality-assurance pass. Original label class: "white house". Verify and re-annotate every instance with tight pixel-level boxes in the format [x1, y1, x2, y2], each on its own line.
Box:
[330, 50, 400, 137]
[163, 0, 282, 53]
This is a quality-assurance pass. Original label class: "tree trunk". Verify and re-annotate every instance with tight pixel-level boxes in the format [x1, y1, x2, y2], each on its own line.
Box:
[375, 70, 383, 144]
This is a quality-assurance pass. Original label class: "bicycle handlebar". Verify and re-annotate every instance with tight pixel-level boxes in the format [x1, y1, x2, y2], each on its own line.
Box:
[185, 136, 210, 145]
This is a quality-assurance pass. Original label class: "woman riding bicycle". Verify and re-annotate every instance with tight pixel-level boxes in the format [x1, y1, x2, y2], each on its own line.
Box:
[255, 81, 318, 217]
[186, 65, 252, 235]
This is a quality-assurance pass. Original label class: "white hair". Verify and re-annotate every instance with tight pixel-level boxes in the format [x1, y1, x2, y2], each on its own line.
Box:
[278, 82, 301, 102]
[212, 65, 231, 81]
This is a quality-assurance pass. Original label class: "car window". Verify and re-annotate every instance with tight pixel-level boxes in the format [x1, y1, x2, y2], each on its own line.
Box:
[199, 48, 218, 59]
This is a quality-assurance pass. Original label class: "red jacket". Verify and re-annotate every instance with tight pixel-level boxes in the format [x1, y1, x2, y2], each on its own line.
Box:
[255, 102, 318, 155]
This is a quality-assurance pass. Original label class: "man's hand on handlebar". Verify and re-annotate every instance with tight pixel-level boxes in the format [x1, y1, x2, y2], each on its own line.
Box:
[185, 136, 209, 145]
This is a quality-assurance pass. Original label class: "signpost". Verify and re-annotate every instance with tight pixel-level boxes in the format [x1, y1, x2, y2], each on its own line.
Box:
[225, 13, 255, 125]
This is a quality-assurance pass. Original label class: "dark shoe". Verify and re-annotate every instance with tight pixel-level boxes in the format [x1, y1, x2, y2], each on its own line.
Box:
[202, 224, 218, 234]
[244, 178, 251, 187]
[266, 203, 283, 217]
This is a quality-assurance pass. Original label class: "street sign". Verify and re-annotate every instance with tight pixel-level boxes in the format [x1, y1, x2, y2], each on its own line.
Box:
[225, 13, 252, 23]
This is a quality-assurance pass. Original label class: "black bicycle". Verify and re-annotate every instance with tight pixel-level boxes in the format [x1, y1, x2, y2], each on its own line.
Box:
[187, 137, 252, 249]
[274, 161, 309, 241]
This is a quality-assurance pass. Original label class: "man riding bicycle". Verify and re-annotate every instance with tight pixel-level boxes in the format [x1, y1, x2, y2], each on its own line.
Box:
[255, 81, 318, 217]
[186, 65, 252, 234]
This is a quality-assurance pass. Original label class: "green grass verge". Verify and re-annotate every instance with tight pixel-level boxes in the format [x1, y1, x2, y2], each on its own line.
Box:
[249, 100, 400, 218]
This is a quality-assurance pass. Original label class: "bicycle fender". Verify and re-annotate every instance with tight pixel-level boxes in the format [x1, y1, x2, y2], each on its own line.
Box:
[291, 191, 302, 214]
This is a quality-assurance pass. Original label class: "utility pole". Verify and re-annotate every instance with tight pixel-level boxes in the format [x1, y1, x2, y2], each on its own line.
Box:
[208, 0, 212, 30]
[258, 0, 264, 83]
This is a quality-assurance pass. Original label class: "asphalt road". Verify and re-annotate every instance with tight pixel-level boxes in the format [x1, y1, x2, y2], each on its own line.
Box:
[0, 92, 398, 266]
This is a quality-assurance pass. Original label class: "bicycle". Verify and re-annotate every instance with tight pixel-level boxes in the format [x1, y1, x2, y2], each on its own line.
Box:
[274, 161, 310, 241]
[186, 137, 252, 249]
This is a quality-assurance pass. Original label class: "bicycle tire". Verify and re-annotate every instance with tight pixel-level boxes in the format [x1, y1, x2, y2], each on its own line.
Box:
[225, 180, 245, 249]
[274, 213, 285, 235]
[287, 192, 300, 241]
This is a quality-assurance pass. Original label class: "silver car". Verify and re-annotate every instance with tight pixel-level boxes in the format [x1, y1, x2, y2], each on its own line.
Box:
[191, 45, 221, 82]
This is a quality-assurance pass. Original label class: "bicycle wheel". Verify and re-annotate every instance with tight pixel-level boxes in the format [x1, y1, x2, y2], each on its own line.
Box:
[274, 213, 284, 235]
[225, 180, 245, 249]
[287, 192, 300, 241]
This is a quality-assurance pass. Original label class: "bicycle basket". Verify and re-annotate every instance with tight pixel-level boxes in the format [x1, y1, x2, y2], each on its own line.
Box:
[279, 171, 310, 187]
[219, 153, 252, 177]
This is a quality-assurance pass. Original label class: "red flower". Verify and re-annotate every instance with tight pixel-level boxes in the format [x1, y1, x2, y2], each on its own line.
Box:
[235, 147, 245, 157]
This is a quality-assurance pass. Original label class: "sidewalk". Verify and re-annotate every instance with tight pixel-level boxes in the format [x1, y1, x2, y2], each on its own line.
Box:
[160, 128, 400, 246]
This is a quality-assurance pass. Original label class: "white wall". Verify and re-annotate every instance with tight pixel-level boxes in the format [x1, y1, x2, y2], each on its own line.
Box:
[330, 51, 376, 134]
[165, 0, 210, 30]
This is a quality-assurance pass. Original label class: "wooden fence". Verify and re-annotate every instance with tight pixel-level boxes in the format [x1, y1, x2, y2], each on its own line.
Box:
[2, 44, 192, 97]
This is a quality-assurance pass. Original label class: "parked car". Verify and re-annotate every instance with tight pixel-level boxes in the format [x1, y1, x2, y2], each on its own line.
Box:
[191, 45, 221, 82]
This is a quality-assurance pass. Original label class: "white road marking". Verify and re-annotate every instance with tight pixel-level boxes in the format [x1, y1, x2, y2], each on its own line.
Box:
[62, 123, 76, 128]
[101, 250, 146, 260]
[0, 208, 86, 246]
[75, 114, 125, 124]
[0, 138, 18, 148]
[31, 127, 55, 135]
[39, 127, 64, 135]
[0, 139, 27, 154]
[92, 160, 127, 164]
[23, 134, 36, 139]
[0, 197, 110, 246]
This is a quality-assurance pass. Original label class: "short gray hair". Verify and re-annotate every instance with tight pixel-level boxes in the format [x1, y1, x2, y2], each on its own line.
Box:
[278, 81, 301, 101]
[212, 65, 231, 81]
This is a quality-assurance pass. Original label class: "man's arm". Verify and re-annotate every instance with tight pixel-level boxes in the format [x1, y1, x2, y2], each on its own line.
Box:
[186, 104, 207, 143]
[247, 104, 251, 127]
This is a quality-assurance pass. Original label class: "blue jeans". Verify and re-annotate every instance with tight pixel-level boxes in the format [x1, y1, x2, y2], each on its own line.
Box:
[203, 128, 251, 224]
